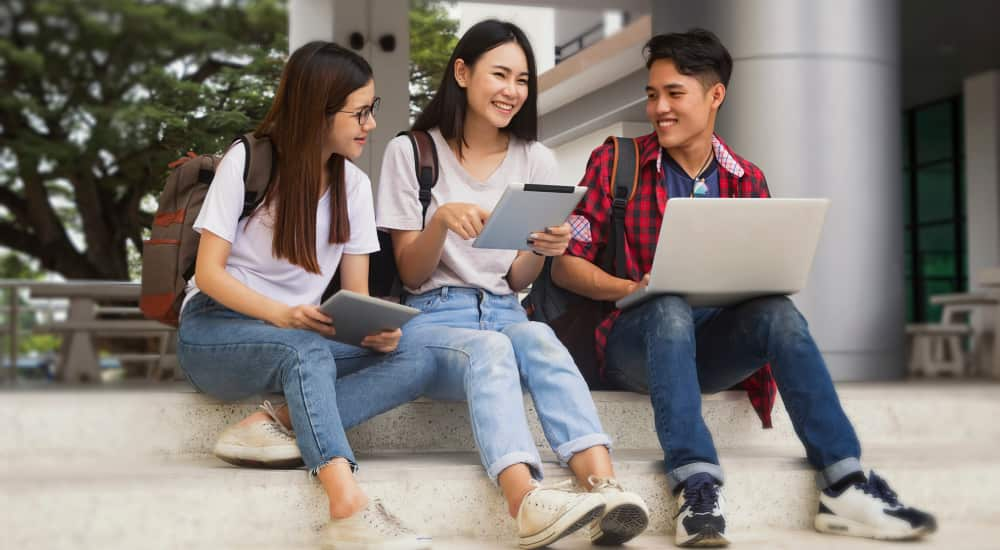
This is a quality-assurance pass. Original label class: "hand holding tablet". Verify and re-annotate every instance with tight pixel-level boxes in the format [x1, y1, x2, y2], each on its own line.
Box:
[318, 290, 420, 348]
[472, 183, 586, 250]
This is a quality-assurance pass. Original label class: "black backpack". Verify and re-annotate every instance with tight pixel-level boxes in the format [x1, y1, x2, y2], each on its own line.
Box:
[324, 130, 439, 301]
[522, 136, 639, 388]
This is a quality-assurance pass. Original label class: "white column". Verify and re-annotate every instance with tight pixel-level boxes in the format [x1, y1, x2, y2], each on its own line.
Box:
[653, 0, 904, 381]
[964, 71, 1000, 288]
[289, 0, 335, 50]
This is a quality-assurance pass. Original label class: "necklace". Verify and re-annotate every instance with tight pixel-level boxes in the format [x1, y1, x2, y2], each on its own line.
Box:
[689, 148, 715, 198]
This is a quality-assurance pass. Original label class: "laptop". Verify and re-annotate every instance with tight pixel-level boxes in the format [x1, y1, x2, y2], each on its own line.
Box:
[615, 198, 830, 310]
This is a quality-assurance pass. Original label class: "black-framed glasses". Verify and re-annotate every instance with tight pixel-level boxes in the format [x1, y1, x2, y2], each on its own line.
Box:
[336, 97, 380, 126]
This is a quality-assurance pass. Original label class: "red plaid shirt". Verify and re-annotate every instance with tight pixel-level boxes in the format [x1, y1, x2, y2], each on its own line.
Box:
[566, 132, 777, 429]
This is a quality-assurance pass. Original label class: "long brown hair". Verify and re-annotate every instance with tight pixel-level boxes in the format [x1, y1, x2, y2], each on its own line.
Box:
[254, 41, 373, 274]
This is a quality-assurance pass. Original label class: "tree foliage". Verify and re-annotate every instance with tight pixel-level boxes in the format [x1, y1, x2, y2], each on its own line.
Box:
[0, 0, 287, 280]
[409, 0, 457, 120]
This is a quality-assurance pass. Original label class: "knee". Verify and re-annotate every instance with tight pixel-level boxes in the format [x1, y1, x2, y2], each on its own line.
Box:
[279, 337, 337, 380]
[751, 296, 808, 336]
[643, 295, 695, 343]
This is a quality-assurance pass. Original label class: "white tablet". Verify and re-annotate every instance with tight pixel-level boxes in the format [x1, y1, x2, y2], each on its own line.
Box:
[318, 290, 420, 347]
[472, 183, 586, 250]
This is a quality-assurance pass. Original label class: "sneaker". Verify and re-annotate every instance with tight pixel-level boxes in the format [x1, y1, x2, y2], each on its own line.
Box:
[517, 479, 607, 549]
[585, 476, 650, 545]
[319, 498, 432, 549]
[674, 473, 728, 548]
[815, 470, 938, 540]
[212, 401, 304, 468]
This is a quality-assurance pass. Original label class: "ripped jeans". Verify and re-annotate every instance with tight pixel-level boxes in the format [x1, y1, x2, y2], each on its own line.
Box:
[401, 287, 611, 482]
[177, 292, 436, 473]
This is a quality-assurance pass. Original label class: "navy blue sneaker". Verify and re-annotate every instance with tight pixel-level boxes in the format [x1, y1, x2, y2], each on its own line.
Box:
[815, 471, 938, 540]
[674, 473, 728, 547]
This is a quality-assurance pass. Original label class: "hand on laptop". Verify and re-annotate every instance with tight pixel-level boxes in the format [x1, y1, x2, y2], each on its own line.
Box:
[526, 222, 572, 256]
[433, 202, 491, 240]
[361, 328, 402, 353]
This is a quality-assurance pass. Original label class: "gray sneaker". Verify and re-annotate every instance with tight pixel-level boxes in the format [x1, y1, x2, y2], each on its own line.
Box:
[319, 498, 432, 549]
[212, 401, 304, 468]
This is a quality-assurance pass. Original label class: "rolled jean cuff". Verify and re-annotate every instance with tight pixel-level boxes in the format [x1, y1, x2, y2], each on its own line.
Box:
[310, 456, 359, 477]
[555, 433, 613, 467]
[815, 457, 863, 490]
[667, 462, 725, 493]
[487, 451, 544, 484]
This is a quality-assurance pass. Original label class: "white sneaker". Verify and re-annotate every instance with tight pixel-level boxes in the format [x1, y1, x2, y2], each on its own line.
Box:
[212, 401, 303, 468]
[319, 498, 432, 550]
[815, 470, 937, 541]
[674, 473, 728, 548]
[585, 476, 650, 545]
[517, 479, 606, 549]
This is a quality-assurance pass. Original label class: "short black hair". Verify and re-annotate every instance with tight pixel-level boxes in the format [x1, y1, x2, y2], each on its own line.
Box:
[413, 19, 538, 154]
[643, 28, 732, 90]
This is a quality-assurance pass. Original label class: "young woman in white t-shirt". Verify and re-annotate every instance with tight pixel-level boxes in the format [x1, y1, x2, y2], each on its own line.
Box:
[376, 20, 649, 549]
[177, 42, 431, 549]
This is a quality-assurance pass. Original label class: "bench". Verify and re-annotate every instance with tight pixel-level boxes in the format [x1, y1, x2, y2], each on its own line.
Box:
[905, 323, 973, 377]
[23, 282, 177, 383]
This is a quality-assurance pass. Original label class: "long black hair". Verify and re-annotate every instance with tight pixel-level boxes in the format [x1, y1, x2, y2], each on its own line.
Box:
[412, 19, 538, 156]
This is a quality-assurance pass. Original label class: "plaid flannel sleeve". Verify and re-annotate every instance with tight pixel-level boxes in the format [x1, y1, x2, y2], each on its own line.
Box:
[566, 144, 614, 263]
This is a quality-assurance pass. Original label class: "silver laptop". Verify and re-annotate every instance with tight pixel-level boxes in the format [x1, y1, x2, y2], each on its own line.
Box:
[615, 198, 830, 310]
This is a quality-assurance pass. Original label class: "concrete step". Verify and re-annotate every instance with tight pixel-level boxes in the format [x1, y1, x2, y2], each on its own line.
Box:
[4, 444, 997, 549]
[5, 381, 1000, 457]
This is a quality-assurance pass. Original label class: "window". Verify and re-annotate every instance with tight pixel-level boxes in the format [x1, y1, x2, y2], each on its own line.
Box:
[903, 97, 966, 322]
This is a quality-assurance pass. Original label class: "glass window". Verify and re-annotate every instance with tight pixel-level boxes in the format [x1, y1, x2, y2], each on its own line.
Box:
[916, 164, 954, 223]
[915, 102, 954, 164]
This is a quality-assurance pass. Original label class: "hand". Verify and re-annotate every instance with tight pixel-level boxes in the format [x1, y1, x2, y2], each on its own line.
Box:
[361, 328, 401, 353]
[627, 274, 651, 295]
[433, 203, 491, 240]
[272, 304, 336, 337]
[527, 222, 572, 257]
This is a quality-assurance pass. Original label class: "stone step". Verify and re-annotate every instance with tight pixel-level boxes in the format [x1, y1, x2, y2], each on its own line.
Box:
[4, 444, 997, 549]
[5, 381, 1000, 457]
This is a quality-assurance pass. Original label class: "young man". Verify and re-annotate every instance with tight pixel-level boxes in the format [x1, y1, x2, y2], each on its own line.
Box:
[552, 28, 937, 548]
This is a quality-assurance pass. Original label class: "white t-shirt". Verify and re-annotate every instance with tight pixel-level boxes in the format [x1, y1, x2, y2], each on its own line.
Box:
[375, 128, 558, 296]
[183, 144, 380, 313]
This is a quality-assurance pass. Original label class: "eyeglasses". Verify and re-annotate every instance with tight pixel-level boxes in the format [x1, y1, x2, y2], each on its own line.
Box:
[336, 97, 381, 126]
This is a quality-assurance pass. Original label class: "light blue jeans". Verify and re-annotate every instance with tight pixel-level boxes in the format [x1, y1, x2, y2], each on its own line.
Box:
[401, 287, 611, 482]
[177, 292, 436, 473]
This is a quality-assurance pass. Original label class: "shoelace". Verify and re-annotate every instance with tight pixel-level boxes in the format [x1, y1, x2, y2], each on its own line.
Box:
[588, 475, 622, 492]
[682, 478, 719, 515]
[260, 400, 295, 438]
[858, 471, 900, 507]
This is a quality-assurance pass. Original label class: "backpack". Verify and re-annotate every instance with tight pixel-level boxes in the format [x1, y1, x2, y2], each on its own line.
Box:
[140, 134, 275, 326]
[322, 129, 439, 301]
[141, 130, 440, 324]
[522, 136, 639, 388]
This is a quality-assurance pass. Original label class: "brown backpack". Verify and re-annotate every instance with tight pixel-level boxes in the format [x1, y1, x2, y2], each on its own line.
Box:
[140, 134, 275, 326]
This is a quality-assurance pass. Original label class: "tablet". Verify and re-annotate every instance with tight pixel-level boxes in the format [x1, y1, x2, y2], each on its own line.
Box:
[318, 290, 420, 347]
[472, 183, 586, 250]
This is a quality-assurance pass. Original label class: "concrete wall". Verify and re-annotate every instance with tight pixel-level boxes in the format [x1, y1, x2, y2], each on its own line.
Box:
[551, 122, 649, 187]
[458, 2, 556, 73]
[964, 70, 1000, 287]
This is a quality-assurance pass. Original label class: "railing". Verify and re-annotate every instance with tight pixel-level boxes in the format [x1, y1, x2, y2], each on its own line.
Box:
[555, 22, 605, 64]
[1, 279, 177, 385]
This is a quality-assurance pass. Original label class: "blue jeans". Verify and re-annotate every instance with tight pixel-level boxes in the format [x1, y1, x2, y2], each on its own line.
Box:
[177, 293, 435, 473]
[401, 287, 611, 482]
[605, 294, 862, 492]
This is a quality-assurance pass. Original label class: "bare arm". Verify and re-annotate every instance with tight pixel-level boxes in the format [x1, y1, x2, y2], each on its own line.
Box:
[506, 222, 573, 292]
[551, 254, 646, 302]
[391, 202, 490, 290]
[193, 230, 334, 336]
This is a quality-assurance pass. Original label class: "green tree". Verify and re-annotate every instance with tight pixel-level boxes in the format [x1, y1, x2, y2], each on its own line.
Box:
[409, 0, 458, 120]
[0, 0, 287, 280]
[0, 252, 59, 355]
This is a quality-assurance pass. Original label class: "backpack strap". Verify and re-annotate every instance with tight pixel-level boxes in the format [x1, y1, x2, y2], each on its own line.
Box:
[234, 133, 276, 219]
[604, 136, 639, 279]
[397, 130, 439, 229]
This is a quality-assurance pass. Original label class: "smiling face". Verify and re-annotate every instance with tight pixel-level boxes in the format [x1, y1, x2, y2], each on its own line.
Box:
[645, 59, 725, 151]
[324, 79, 377, 160]
[455, 41, 530, 130]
